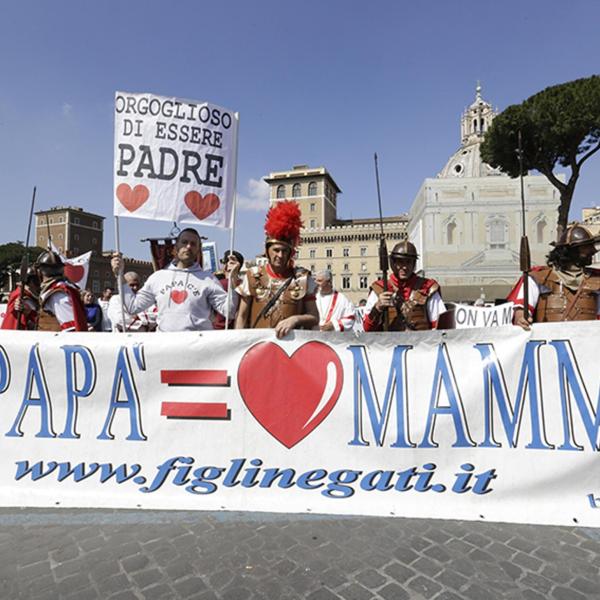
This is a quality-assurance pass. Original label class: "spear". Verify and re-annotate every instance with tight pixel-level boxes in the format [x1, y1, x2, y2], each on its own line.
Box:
[16, 186, 37, 330]
[374, 153, 389, 331]
[518, 131, 530, 322]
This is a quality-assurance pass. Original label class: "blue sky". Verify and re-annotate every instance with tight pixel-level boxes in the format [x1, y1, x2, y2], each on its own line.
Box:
[1, 0, 599, 263]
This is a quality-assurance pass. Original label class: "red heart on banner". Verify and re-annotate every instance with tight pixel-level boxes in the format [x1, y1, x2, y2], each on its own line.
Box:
[184, 191, 220, 221]
[116, 183, 150, 212]
[237, 341, 343, 448]
[64, 264, 84, 283]
[170, 290, 188, 304]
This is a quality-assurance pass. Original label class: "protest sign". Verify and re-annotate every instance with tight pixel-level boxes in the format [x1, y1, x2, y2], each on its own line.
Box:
[448, 302, 514, 329]
[1, 322, 599, 527]
[113, 92, 239, 228]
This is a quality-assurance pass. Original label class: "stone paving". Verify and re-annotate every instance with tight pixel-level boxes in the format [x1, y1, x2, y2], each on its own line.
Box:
[0, 508, 599, 599]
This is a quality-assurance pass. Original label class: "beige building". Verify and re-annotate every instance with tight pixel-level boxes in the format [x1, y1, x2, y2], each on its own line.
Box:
[582, 206, 600, 265]
[35, 206, 153, 294]
[264, 165, 408, 303]
[408, 86, 561, 302]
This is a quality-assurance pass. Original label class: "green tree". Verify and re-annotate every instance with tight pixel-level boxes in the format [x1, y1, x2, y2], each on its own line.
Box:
[0, 242, 46, 288]
[480, 75, 600, 237]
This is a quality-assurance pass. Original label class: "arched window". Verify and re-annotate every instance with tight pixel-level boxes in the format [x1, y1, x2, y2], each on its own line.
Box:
[447, 221, 456, 245]
[537, 220, 546, 244]
[276, 185, 285, 199]
[308, 181, 317, 196]
[292, 183, 301, 198]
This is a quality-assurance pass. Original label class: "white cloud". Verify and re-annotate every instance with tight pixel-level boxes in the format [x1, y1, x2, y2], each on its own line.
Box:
[237, 178, 270, 212]
[62, 103, 73, 117]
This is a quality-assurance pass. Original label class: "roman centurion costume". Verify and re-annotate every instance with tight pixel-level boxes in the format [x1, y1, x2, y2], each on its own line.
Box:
[509, 224, 600, 322]
[363, 242, 445, 332]
[1, 269, 40, 330]
[35, 251, 87, 332]
[237, 201, 316, 329]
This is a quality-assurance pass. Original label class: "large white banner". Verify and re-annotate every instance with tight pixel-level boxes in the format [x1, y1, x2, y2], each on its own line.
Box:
[114, 91, 238, 228]
[1, 323, 599, 527]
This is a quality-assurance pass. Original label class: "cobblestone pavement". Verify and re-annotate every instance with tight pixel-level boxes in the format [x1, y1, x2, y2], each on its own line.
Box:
[1, 508, 599, 599]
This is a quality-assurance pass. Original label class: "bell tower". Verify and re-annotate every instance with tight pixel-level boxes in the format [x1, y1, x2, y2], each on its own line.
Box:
[460, 82, 496, 145]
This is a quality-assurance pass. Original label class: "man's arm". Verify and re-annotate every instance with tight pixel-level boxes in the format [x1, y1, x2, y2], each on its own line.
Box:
[274, 299, 319, 339]
[235, 296, 252, 329]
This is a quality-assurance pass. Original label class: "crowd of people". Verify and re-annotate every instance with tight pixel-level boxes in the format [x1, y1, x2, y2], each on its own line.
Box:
[2, 202, 599, 335]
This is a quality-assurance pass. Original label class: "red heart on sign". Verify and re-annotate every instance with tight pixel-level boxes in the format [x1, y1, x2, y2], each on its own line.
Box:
[238, 341, 343, 448]
[64, 264, 84, 283]
[184, 191, 220, 221]
[170, 290, 188, 304]
[116, 183, 150, 212]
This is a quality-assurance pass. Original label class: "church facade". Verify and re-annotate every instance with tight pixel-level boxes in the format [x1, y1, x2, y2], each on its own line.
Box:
[408, 86, 561, 302]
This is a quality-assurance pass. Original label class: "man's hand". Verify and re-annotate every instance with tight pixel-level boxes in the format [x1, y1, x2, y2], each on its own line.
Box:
[274, 316, 299, 339]
[320, 321, 335, 332]
[227, 258, 241, 286]
[376, 291, 394, 310]
[110, 253, 123, 277]
[513, 308, 532, 331]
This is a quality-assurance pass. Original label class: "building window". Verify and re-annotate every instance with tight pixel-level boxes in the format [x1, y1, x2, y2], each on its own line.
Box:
[487, 217, 508, 250]
[92, 280, 100, 293]
[93, 270, 100, 277]
[310, 203, 316, 212]
[310, 219, 316, 228]
[310, 264, 315, 272]
[309, 249, 316, 259]
[49, 218, 53, 224]
[74, 217, 80, 225]
[343, 247, 350, 257]
[292, 183, 301, 198]
[73, 247, 79, 254]
[326, 248, 333, 258]
[447, 221, 456, 245]
[536, 220, 546, 244]
[58, 217, 64, 223]
[92, 220, 98, 228]
[92, 238, 97, 245]
[58, 233, 63, 240]
[361, 263, 367, 271]
[326, 263, 332, 271]
[342, 276, 351, 290]
[308, 181, 317, 196]
[276, 185, 285, 199]
[343, 263, 349, 271]
[74, 233, 79, 241]
[360, 247, 367, 257]
[359, 276, 368, 289]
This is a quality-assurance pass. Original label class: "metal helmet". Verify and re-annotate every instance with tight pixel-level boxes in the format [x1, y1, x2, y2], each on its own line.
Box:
[35, 251, 64, 276]
[389, 241, 419, 260]
[24, 267, 41, 288]
[554, 223, 600, 248]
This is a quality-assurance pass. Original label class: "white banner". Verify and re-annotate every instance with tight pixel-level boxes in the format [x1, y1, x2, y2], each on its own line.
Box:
[1, 323, 599, 527]
[452, 302, 514, 329]
[114, 91, 239, 228]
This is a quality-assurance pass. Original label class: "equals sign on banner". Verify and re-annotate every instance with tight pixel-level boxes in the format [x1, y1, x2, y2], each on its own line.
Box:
[160, 370, 231, 420]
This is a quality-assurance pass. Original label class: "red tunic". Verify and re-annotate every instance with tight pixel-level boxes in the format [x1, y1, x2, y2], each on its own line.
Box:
[1, 286, 39, 330]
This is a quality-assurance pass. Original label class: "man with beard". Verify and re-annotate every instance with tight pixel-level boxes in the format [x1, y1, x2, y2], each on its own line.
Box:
[34, 251, 87, 332]
[235, 200, 318, 338]
[111, 228, 239, 332]
[363, 241, 445, 332]
[510, 223, 600, 330]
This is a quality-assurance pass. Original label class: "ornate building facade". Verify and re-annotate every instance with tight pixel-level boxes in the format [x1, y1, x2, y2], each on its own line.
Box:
[264, 165, 408, 303]
[408, 86, 561, 302]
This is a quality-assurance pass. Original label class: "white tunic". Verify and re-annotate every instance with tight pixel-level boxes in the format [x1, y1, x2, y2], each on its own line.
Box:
[316, 290, 356, 332]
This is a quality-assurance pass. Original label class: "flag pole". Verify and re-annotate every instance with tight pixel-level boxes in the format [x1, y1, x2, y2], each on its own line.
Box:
[224, 112, 240, 331]
[114, 215, 127, 333]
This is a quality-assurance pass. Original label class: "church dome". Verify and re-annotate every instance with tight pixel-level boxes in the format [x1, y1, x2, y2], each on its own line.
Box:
[437, 84, 502, 179]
